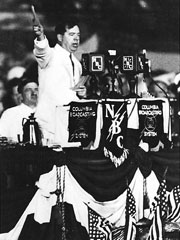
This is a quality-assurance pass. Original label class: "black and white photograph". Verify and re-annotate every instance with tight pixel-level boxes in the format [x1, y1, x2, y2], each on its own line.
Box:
[0, 0, 179, 239]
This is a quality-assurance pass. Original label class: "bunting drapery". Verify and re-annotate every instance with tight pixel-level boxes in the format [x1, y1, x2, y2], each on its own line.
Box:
[0, 166, 160, 240]
[0, 147, 179, 239]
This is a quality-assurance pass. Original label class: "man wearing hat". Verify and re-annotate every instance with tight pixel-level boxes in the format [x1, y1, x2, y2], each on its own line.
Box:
[0, 77, 38, 142]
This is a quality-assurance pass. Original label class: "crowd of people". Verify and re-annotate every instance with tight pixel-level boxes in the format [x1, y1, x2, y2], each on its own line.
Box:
[0, 16, 179, 146]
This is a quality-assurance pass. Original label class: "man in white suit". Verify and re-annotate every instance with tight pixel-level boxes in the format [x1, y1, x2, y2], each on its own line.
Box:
[33, 17, 87, 142]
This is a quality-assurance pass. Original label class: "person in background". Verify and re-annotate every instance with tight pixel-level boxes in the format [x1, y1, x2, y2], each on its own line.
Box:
[0, 77, 38, 142]
[6, 77, 22, 107]
[33, 16, 87, 140]
[5, 61, 39, 108]
[148, 80, 175, 98]
[0, 78, 7, 117]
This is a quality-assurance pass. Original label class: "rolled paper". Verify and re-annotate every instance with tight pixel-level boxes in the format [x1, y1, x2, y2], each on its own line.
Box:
[31, 5, 40, 25]
[71, 76, 91, 91]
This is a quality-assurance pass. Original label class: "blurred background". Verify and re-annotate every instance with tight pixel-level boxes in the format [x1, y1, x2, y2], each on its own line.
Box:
[0, 0, 179, 76]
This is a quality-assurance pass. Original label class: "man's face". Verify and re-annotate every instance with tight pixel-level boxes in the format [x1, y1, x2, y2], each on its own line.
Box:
[61, 25, 80, 53]
[21, 82, 38, 107]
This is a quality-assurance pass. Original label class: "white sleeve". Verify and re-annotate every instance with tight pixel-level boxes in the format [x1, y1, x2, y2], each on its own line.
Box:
[33, 37, 53, 69]
[34, 37, 48, 48]
[0, 111, 11, 137]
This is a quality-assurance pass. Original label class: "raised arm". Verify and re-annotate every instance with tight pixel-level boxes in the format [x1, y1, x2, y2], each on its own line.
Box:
[32, 9, 52, 69]
[33, 24, 45, 41]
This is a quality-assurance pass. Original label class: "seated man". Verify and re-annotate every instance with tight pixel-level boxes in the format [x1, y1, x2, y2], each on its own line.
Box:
[0, 77, 38, 142]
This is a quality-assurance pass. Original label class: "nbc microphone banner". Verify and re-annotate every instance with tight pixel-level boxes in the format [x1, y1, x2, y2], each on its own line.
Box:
[102, 100, 129, 167]
[138, 99, 164, 148]
[68, 101, 98, 147]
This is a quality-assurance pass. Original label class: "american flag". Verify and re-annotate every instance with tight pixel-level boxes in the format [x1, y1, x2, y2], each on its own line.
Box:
[124, 187, 136, 240]
[88, 206, 124, 240]
[148, 178, 168, 240]
[112, 227, 125, 240]
[148, 205, 163, 240]
[167, 185, 180, 222]
[150, 179, 168, 218]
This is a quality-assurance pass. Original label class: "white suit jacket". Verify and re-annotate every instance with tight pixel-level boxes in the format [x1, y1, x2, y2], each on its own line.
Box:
[33, 38, 82, 135]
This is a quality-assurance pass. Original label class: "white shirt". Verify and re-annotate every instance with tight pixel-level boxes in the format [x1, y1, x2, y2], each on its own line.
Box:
[33, 38, 82, 135]
[0, 103, 35, 142]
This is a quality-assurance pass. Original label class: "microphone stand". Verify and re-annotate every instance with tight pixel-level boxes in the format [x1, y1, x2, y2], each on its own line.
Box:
[125, 74, 139, 98]
[87, 74, 100, 99]
[107, 60, 123, 99]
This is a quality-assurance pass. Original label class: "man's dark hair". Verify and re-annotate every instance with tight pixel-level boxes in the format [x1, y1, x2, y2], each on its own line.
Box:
[55, 16, 79, 35]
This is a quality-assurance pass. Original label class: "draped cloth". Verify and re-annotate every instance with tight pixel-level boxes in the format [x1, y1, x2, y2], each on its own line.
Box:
[0, 147, 179, 240]
[0, 166, 160, 240]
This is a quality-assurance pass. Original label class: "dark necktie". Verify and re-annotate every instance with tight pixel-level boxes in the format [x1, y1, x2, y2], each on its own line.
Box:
[69, 53, 75, 77]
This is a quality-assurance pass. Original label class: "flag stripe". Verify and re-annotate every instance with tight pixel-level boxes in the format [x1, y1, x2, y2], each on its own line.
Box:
[125, 187, 136, 240]
[88, 206, 125, 240]
[167, 203, 180, 222]
[167, 185, 180, 222]
[149, 206, 163, 240]
[148, 178, 167, 240]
